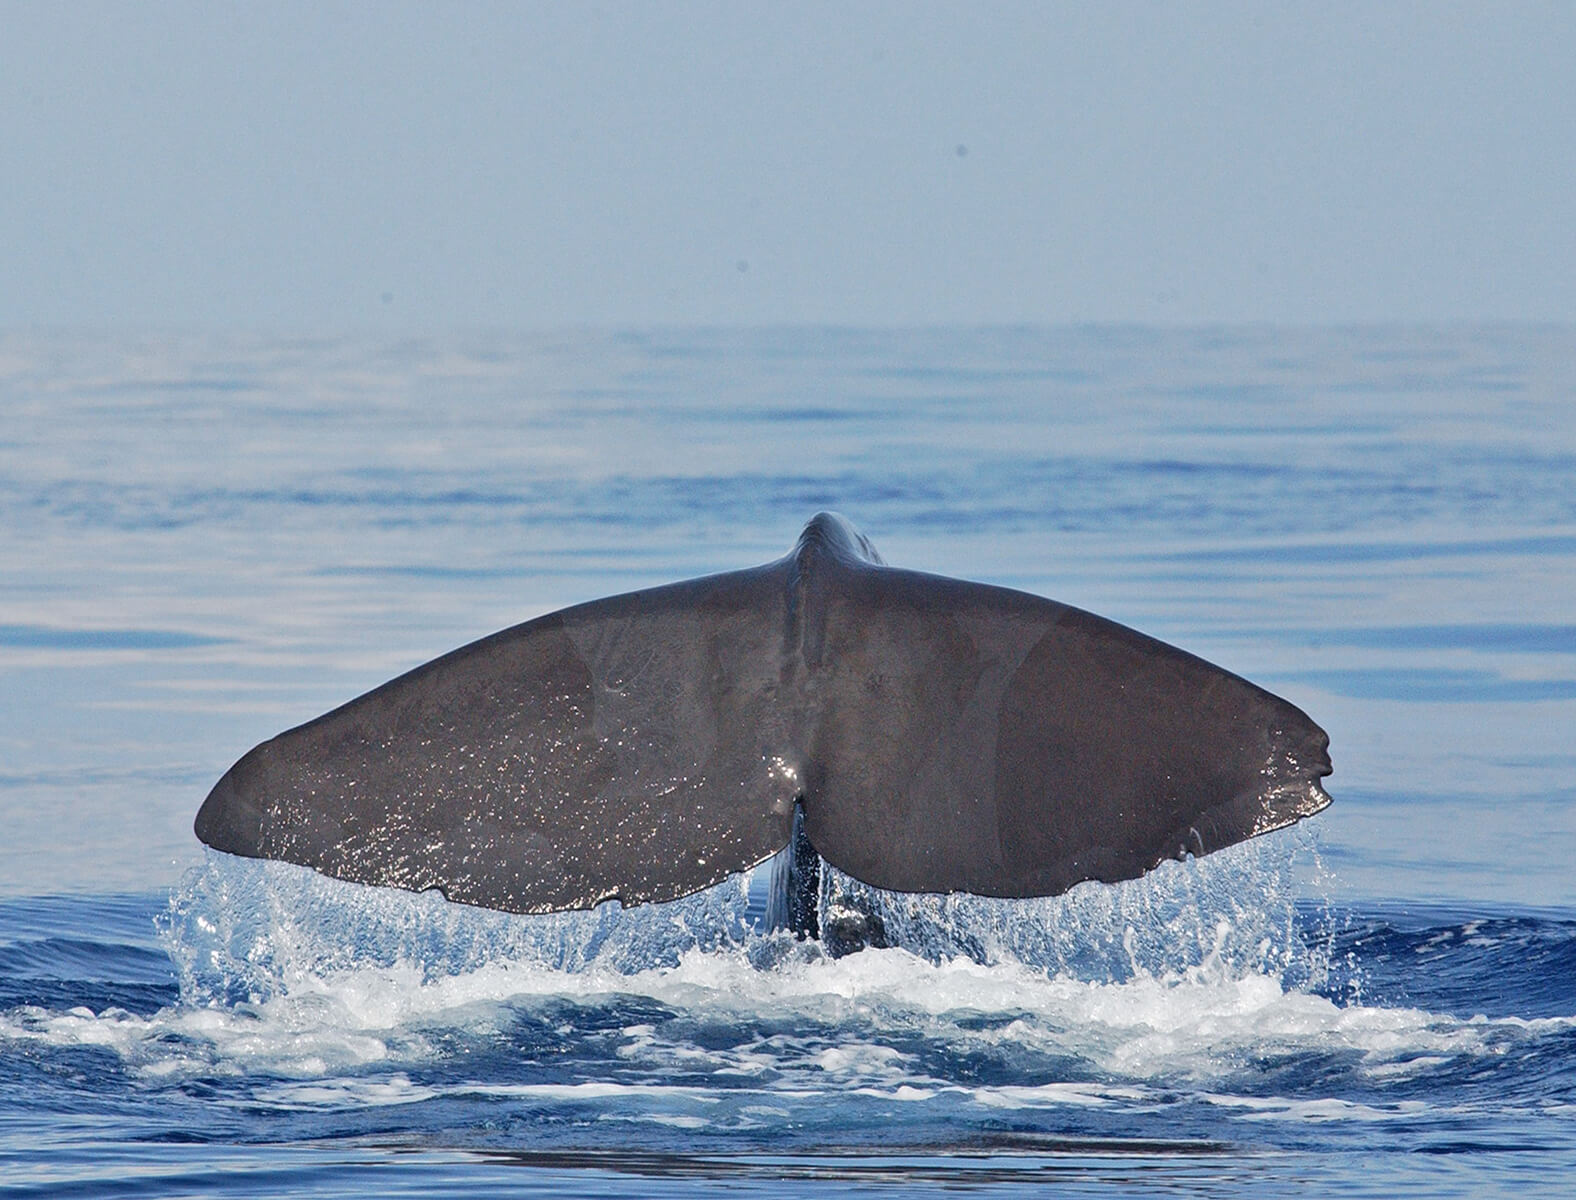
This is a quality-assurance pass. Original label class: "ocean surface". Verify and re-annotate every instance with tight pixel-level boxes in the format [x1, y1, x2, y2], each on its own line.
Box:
[1, 326, 1574, 1196]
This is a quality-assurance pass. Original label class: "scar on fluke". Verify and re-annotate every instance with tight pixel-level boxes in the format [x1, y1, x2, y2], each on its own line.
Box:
[196, 513, 1331, 940]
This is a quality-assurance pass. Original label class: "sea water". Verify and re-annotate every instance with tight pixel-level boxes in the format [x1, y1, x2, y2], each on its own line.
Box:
[2, 326, 1574, 1196]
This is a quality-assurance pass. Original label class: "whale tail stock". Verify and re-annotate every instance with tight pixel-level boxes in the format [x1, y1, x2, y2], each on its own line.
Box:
[195, 513, 1331, 918]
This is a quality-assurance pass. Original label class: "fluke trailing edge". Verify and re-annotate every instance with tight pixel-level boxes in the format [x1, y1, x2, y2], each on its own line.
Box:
[195, 513, 1332, 919]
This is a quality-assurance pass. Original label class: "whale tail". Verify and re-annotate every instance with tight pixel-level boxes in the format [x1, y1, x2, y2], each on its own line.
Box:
[196, 513, 1331, 917]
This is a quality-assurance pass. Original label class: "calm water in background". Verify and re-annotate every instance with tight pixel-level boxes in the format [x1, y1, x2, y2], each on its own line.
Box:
[1, 326, 1574, 1196]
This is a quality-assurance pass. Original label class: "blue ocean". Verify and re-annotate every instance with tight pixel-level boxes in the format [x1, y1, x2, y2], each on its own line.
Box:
[2, 327, 1574, 1196]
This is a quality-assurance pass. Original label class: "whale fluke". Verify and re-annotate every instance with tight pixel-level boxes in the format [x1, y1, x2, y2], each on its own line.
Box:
[195, 513, 1332, 917]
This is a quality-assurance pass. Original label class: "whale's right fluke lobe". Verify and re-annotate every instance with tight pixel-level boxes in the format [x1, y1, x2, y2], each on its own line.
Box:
[195, 513, 1332, 917]
[795, 554, 1331, 899]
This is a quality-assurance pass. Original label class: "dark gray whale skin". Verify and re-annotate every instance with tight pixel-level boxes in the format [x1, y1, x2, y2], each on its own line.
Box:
[195, 513, 1332, 915]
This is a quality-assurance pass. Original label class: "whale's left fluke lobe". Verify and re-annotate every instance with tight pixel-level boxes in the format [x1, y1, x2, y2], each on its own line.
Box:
[195, 513, 1332, 918]
[196, 562, 804, 913]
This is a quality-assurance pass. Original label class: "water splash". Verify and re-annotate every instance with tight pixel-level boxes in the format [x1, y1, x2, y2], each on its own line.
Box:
[159, 825, 1334, 1008]
[824, 824, 1334, 987]
[158, 852, 770, 1006]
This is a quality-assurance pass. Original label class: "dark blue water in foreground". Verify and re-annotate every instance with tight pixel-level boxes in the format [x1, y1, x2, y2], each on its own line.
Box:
[2, 327, 1575, 1195]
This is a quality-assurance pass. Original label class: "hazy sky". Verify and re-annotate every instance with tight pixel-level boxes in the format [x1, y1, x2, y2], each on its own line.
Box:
[4, 1, 1573, 329]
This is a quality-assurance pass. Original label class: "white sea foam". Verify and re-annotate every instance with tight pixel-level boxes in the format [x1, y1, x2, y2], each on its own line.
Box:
[3, 945, 1560, 1132]
[0, 825, 1562, 1129]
